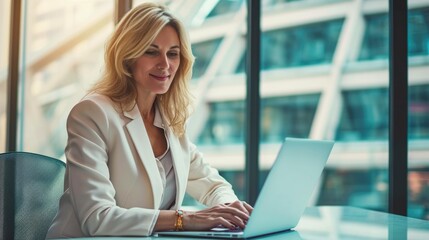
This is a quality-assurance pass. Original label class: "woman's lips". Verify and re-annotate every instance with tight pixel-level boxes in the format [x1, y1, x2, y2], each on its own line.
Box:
[150, 74, 169, 81]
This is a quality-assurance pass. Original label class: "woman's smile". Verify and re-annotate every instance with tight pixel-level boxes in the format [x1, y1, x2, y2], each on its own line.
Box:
[150, 73, 170, 81]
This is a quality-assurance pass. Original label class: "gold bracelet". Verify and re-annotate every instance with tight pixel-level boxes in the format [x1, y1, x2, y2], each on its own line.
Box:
[174, 209, 184, 231]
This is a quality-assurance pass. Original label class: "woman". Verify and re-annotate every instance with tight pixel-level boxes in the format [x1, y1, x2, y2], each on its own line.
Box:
[46, 2, 252, 238]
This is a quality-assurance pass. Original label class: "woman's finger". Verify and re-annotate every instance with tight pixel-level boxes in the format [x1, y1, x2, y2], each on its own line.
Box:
[241, 201, 254, 214]
[227, 200, 252, 216]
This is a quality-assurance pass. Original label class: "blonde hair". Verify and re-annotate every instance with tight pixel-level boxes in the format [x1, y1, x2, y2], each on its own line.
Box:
[91, 2, 195, 136]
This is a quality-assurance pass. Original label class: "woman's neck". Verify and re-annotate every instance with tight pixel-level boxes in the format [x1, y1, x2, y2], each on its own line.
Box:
[137, 94, 157, 121]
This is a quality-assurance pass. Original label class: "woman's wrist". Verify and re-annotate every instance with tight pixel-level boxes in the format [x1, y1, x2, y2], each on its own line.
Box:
[174, 209, 184, 231]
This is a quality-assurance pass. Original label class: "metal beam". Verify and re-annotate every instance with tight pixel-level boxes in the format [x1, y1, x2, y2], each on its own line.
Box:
[388, 0, 408, 216]
[245, 0, 261, 206]
[4, 1, 21, 239]
[115, 0, 132, 24]
[6, 0, 21, 153]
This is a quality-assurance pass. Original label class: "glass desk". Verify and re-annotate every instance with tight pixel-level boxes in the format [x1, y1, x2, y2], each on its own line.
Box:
[295, 206, 429, 239]
[55, 206, 429, 239]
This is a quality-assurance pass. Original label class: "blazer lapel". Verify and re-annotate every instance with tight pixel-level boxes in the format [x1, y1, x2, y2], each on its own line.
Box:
[165, 127, 188, 209]
[124, 105, 163, 209]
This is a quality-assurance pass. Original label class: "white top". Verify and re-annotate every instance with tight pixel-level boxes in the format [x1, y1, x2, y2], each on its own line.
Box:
[153, 107, 176, 210]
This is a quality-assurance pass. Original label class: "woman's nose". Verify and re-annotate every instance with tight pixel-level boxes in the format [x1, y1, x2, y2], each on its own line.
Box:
[157, 55, 169, 70]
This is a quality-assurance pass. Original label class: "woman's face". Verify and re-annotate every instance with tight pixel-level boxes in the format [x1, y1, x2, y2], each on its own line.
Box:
[132, 25, 181, 97]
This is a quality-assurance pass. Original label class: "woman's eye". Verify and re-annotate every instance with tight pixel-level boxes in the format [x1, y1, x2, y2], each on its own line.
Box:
[168, 52, 179, 58]
[145, 50, 157, 56]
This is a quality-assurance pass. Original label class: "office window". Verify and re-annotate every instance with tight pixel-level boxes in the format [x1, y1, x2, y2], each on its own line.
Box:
[206, 0, 243, 19]
[18, 0, 114, 157]
[337, 86, 429, 141]
[336, 85, 429, 219]
[236, 19, 343, 73]
[192, 38, 223, 80]
[408, 5, 429, 221]
[319, 168, 388, 210]
[408, 7, 429, 56]
[0, 0, 11, 153]
[197, 100, 245, 145]
[260, 95, 319, 142]
[197, 94, 319, 145]
[359, 7, 429, 60]
[262, 19, 343, 69]
[337, 89, 388, 141]
[409, 85, 429, 139]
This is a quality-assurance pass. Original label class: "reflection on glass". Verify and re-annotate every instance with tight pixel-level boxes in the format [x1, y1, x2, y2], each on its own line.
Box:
[18, 0, 114, 157]
[0, 0, 11, 152]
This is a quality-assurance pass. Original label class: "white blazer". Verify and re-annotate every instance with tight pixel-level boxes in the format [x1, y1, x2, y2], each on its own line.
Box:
[46, 93, 238, 238]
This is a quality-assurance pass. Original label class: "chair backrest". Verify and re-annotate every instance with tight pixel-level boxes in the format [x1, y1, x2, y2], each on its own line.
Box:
[0, 152, 66, 240]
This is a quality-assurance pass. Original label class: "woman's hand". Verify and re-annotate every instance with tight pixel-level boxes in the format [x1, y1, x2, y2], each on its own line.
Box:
[183, 200, 254, 231]
[226, 200, 253, 216]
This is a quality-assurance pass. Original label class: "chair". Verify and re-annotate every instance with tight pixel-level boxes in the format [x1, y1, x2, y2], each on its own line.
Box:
[0, 152, 66, 240]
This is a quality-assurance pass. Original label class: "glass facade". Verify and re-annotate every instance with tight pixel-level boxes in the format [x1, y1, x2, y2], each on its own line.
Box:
[359, 7, 429, 60]
[197, 94, 319, 145]
[236, 19, 344, 72]
[261, 20, 343, 69]
[260, 95, 319, 141]
[337, 88, 389, 141]
[197, 100, 245, 145]
[409, 85, 429, 139]
[409, 5, 429, 222]
[191, 38, 223, 80]
[336, 85, 429, 141]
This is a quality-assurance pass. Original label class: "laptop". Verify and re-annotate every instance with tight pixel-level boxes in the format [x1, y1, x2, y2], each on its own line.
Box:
[156, 137, 334, 239]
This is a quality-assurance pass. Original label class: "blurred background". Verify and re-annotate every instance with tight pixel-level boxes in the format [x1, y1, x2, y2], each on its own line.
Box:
[1, 0, 428, 220]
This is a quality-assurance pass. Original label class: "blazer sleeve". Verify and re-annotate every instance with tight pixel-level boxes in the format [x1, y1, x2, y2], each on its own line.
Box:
[65, 99, 158, 236]
[185, 140, 239, 206]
